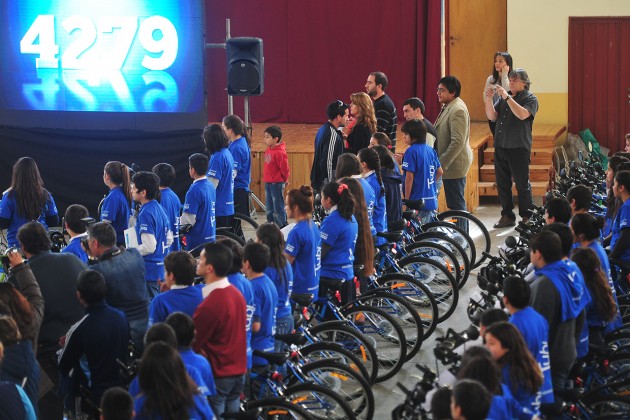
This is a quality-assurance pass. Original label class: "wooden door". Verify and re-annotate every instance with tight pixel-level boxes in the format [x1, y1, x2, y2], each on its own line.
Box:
[447, 0, 507, 122]
[569, 17, 630, 152]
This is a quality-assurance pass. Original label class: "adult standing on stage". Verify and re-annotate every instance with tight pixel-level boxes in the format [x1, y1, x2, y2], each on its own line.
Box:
[434, 76, 472, 219]
[365, 71, 398, 149]
[484, 68, 538, 228]
[223, 115, 252, 218]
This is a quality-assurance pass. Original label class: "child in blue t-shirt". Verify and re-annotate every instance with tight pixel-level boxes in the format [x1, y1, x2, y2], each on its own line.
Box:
[153, 163, 181, 253]
[218, 237, 256, 370]
[610, 171, 630, 263]
[400, 119, 443, 224]
[100, 161, 133, 246]
[182, 153, 217, 251]
[203, 124, 235, 229]
[257, 223, 294, 352]
[131, 171, 173, 299]
[243, 242, 279, 368]
[224, 115, 252, 218]
[0, 157, 59, 248]
[61, 204, 89, 263]
[284, 186, 321, 298]
[318, 181, 358, 301]
[358, 147, 388, 246]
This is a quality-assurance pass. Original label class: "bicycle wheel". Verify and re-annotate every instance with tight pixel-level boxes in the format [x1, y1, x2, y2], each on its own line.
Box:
[353, 290, 423, 360]
[376, 273, 439, 338]
[579, 394, 630, 418]
[299, 360, 375, 420]
[298, 342, 371, 384]
[403, 240, 463, 288]
[438, 210, 491, 269]
[247, 396, 315, 419]
[230, 212, 259, 243]
[421, 221, 475, 283]
[308, 321, 379, 384]
[340, 305, 407, 382]
[284, 382, 356, 420]
[397, 255, 459, 322]
[411, 231, 471, 288]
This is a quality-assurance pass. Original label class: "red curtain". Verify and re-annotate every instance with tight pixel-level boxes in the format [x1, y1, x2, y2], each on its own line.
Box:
[205, 0, 442, 123]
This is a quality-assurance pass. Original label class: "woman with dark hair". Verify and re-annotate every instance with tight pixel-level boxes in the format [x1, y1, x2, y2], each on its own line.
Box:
[339, 177, 375, 278]
[284, 186, 321, 297]
[223, 115, 252, 218]
[609, 170, 630, 263]
[0, 315, 39, 413]
[483, 52, 514, 134]
[100, 161, 133, 246]
[0, 250, 43, 351]
[256, 223, 294, 350]
[358, 148, 388, 246]
[345, 92, 377, 155]
[318, 181, 358, 302]
[336, 153, 377, 237]
[134, 342, 214, 420]
[484, 322, 543, 413]
[603, 155, 629, 240]
[0, 157, 59, 247]
[203, 124, 235, 229]
[373, 145, 403, 224]
[571, 248, 618, 347]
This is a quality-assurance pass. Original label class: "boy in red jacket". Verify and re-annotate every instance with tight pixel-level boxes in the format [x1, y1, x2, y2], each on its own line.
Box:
[263, 126, 290, 227]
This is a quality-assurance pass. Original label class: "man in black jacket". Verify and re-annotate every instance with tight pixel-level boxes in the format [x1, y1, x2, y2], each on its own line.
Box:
[310, 100, 349, 191]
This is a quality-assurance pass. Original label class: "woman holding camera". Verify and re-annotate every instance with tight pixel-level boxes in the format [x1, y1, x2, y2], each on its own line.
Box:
[0, 157, 58, 248]
[483, 52, 513, 134]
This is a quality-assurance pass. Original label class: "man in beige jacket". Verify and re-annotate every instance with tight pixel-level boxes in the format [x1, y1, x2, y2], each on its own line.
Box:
[434, 76, 472, 226]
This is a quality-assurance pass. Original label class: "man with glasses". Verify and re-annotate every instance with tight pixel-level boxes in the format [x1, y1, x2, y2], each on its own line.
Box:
[366, 71, 398, 148]
[434, 76, 472, 222]
[310, 100, 349, 191]
[484, 68, 539, 228]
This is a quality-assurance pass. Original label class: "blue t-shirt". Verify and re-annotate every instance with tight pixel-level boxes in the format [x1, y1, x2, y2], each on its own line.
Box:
[134, 393, 215, 420]
[487, 386, 536, 420]
[285, 219, 321, 295]
[148, 286, 203, 326]
[250, 273, 279, 366]
[100, 186, 131, 244]
[62, 236, 88, 263]
[207, 148, 235, 217]
[611, 197, 630, 261]
[265, 262, 294, 320]
[180, 348, 216, 396]
[228, 136, 251, 191]
[502, 364, 541, 413]
[0, 190, 58, 247]
[509, 307, 554, 405]
[364, 171, 388, 245]
[183, 179, 216, 250]
[159, 187, 181, 252]
[402, 143, 441, 210]
[135, 200, 171, 281]
[228, 272, 255, 368]
[358, 177, 377, 237]
[319, 209, 358, 280]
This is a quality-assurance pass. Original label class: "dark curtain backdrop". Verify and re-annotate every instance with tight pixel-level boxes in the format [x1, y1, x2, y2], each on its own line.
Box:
[206, 0, 442, 123]
[0, 126, 203, 217]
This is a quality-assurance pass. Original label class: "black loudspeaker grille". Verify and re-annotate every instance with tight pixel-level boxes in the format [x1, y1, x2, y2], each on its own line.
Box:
[226, 37, 264, 96]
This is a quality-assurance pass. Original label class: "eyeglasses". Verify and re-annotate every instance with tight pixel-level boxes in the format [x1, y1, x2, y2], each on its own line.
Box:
[437, 88, 448, 93]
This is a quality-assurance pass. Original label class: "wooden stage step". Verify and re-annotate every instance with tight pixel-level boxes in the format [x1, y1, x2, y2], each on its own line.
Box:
[480, 164, 550, 182]
[478, 181, 549, 197]
[483, 148, 553, 165]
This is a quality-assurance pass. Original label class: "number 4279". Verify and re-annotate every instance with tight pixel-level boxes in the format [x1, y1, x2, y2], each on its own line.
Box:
[20, 15, 179, 71]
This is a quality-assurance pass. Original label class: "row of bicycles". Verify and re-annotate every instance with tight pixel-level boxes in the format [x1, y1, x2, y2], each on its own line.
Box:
[393, 148, 630, 419]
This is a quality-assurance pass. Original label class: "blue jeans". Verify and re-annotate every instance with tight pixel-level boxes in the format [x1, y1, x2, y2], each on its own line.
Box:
[274, 314, 295, 353]
[443, 177, 468, 232]
[128, 316, 148, 356]
[265, 182, 287, 227]
[210, 374, 245, 417]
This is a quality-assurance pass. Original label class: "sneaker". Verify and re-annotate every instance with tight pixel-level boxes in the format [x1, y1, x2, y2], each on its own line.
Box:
[493, 215, 516, 229]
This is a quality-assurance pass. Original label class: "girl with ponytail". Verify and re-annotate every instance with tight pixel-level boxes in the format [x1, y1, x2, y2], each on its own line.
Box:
[318, 181, 358, 302]
[284, 186, 321, 298]
[223, 115, 252, 218]
[101, 161, 132, 246]
[358, 147, 388, 246]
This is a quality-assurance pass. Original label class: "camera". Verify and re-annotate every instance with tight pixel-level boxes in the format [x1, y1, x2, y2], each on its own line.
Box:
[1, 247, 21, 274]
[434, 325, 480, 365]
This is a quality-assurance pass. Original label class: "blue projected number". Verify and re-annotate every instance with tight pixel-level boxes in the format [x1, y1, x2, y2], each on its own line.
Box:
[20, 15, 179, 71]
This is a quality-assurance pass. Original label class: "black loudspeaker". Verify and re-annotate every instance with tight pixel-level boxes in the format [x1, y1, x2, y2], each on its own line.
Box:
[226, 37, 264, 96]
